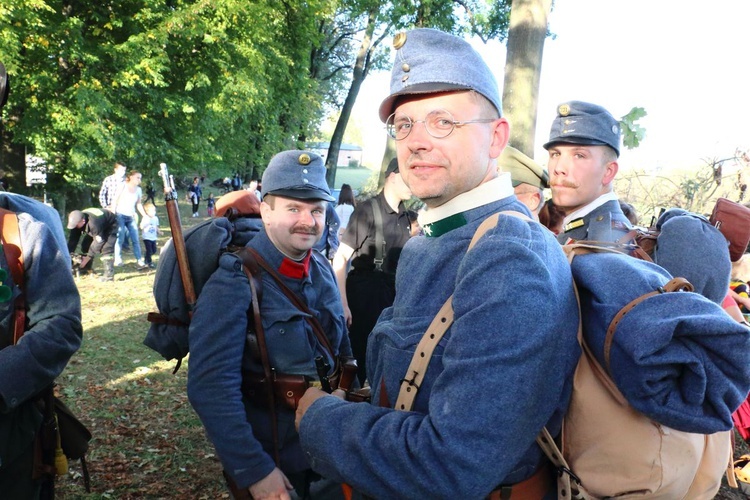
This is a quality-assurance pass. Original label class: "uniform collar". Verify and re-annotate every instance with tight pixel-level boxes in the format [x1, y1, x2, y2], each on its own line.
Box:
[418, 174, 514, 238]
[278, 252, 312, 279]
[562, 192, 620, 228]
[249, 229, 313, 281]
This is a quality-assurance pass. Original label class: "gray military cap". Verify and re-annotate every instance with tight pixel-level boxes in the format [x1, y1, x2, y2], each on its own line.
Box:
[378, 28, 502, 122]
[261, 150, 334, 202]
[499, 146, 549, 189]
[543, 101, 622, 157]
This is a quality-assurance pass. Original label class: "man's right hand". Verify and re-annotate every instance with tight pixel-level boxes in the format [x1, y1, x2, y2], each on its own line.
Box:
[248, 468, 293, 500]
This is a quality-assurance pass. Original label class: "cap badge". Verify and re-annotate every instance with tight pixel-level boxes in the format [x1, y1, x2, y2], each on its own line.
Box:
[558, 104, 570, 116]
[393, 32, 407, 50]
[298, 153, 311, 165]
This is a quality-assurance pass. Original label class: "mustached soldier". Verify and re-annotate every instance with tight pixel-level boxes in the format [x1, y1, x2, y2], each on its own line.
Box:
[544, 101, 632, 243]
[187, 150, 351, 499]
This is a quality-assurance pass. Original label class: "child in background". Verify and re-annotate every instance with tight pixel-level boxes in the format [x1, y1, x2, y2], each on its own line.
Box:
[206, 193, 216, 217]
[140, 203, 160, 269]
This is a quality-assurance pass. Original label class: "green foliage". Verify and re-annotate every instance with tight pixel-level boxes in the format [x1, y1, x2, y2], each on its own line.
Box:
[0, 0, 331, 192]
[620, 106, 647, 150]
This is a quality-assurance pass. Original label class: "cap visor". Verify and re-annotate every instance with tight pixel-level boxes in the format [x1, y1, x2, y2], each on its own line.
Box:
[543, 137, 609, 150]
[378, 83, 471, 122]
[267, 189, 335, 203]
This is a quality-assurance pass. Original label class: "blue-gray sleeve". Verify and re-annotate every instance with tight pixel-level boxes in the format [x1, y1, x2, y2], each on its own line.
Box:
[299, 224, 579, 498]
[186, 253, 275, 489]
[0, 214, 82, 411]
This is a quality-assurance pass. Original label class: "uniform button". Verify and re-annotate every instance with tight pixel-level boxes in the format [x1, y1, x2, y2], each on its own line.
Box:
[10, 398, 17, 407]
[303, 169, 308, 174]
[234, 261, 242, 271]
[303, 179, 309, 184]
[279, 328, 285, 335]
[596, 215, 604, 222]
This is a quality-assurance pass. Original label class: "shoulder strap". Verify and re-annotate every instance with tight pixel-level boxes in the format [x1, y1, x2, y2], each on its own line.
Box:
[236, 249, 280, 465]
[238, 247, 336, 361]
[371, 200, 385, 271]
[0, 208, 26, 345]
[394, 211, 528, 411]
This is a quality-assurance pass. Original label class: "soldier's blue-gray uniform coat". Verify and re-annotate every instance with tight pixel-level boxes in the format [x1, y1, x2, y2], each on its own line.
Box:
[557, 199, 631, 243]
[299, 191, 580, 498]
[187, 228, 351, 490]
[0, 193, 82, 481]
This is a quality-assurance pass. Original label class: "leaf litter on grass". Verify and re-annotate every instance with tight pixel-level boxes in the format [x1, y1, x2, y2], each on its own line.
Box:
[57, 202, 226, 499]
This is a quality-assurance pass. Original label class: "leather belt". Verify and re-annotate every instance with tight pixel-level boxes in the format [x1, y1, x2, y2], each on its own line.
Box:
[487, 462, 552, 500]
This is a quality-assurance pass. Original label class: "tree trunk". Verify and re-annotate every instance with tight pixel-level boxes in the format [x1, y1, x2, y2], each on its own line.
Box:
[325, 9, 378, 187]
[502, 0, 552, 156]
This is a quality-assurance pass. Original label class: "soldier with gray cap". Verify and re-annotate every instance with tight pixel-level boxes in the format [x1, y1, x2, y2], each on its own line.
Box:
[187, 150, 350, 500]
[295, 28, 579, 498]
[499, 146, 549, 219]
[544, 100, 632, 243]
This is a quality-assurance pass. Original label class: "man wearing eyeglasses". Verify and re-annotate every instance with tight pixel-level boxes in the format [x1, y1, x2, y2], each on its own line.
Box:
[295, 28, 579, 498]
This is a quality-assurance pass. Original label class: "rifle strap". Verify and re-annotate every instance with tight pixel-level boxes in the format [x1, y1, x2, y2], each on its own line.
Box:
[239, 258, 280, 466]
[241, 247, 337, 362]
[0, 208, 26, 344]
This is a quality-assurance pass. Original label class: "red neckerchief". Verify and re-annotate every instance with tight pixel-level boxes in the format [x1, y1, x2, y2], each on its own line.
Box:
[278, 251, 311, 279]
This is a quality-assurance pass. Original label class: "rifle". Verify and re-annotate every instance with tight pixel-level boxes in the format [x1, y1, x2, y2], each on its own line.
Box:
[159, 163, 196, 372]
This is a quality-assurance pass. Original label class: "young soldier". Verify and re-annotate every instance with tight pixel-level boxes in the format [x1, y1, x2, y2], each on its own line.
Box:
[544, 101, 632, 243]
[187, 150, 351, 499]
[295, 29, 579, 497]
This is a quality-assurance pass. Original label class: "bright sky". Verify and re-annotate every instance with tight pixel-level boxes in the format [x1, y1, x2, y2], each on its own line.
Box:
[350, 0, 750, 174]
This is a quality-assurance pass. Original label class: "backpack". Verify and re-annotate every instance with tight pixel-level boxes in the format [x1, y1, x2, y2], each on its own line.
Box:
[396, 212, 750, 498]
[145, 212, 263, 368]
[613, 207, 732, 305]
[0, 199, 92, 493]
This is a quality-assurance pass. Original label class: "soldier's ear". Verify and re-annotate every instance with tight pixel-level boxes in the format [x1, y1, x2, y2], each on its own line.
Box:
[488, 118, 510, 160]
[602, 160, 619, 186]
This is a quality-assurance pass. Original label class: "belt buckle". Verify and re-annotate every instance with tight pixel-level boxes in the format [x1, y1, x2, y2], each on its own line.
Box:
[309, 380, 322, 389]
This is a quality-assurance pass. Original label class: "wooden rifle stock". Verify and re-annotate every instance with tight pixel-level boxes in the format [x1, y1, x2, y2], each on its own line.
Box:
[159, 163, 197, 314]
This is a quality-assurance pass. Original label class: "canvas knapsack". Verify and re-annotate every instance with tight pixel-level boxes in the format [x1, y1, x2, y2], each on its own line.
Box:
[396, 212, 750, 498]
[145, 213, 263, 368]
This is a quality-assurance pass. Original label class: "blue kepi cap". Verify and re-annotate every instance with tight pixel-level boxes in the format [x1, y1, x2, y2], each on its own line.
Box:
[543, 101, 622, 157]
[261, 150, 335, 202]
[378, 28, 502, 122]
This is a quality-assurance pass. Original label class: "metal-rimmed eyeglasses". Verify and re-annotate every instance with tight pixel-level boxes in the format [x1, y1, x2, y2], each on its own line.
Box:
[385, 109, 497, 140]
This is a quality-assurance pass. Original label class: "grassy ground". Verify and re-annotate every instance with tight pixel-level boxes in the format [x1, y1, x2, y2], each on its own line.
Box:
[54, 188, 750, 498]
[57, 194, 227, 499]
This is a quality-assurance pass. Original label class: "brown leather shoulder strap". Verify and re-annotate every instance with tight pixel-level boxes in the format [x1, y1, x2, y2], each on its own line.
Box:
[239, 247, 336, 360]
[604, 277, 693, 373]
[235, 248, 280, 465]
[0, 208, 26, 344]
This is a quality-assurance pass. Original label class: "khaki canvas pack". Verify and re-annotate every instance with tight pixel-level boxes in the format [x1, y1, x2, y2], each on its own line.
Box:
[397, 212, 738, 499]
